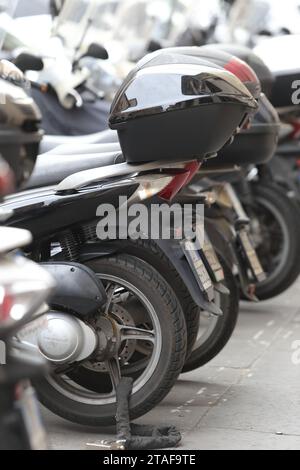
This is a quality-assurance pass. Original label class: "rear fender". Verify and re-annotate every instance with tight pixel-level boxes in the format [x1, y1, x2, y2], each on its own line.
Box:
[78, 240, 221, 315]
[41, 262, 107, 318]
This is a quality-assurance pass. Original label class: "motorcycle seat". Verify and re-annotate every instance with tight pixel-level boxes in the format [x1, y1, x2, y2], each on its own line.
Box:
[27, 147, 125, 190]
[40, 129, 119, 154]
[43, 142, 121, 156]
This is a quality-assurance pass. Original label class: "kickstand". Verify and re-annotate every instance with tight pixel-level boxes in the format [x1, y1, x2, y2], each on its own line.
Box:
[86, 377, 182, 451]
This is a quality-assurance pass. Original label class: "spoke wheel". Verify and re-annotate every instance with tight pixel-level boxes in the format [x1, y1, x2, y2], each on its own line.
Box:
[246, 184, 300, 300]
[35, 254, 187, 426]
[47, 275, 162, 405]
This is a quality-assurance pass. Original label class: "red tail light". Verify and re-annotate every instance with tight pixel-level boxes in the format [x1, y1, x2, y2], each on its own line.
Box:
[159, 161, 201, 201]
[0, 287, 13, 323]
[224, 57, 258, 84]
[290, 119, 300, 140]
[183, 161, 202, 186]
[224, 57, 260, 99]
[0, 160, 15, 197]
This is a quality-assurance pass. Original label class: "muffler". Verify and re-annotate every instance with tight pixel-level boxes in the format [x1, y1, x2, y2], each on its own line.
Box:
[17, 312, 98, 365]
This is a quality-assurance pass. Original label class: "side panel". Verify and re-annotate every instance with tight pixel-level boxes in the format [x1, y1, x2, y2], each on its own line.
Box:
[41, 262, 107, 317]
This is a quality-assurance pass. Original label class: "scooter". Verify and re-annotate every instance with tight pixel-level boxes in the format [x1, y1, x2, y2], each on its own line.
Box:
[0, 65, 53, 450]
[211, 43, 300, 300]
[2, 50, 257, 426]
[138, 44, 300, 304]
[0, 197, 111, 449]
[0, 226, 54, 450]
[0, 60, 110, 443]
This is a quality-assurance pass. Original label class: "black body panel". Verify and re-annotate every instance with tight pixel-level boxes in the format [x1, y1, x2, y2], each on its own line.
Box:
[2, 185, 136, 241]
[41, 262, 107, 316]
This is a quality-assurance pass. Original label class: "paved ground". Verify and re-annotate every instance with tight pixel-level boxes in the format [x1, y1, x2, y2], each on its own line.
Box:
[43, 278, 300, 450]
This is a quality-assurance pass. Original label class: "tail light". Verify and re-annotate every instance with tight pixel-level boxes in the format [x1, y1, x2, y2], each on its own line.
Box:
[0, 287, 13, 323]
[159, 161, 201, 201]
[0, 159, 15, 197]
[290, 119, 300, 140]
[224, 57, 261, 99]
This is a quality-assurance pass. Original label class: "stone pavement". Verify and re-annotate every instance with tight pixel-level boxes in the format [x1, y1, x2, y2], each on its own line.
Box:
[44, 278, 300, 450]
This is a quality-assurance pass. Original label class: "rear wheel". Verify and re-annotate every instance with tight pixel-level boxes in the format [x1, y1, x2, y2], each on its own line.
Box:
[35, 254, 187, 426]
[182, 255, 239, 372]
[247, 183, 300, 300]
[112, 239, 200, 359]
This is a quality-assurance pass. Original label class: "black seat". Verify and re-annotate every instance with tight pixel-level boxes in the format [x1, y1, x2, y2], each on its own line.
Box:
[39, 129, 119, 154]
[26, 146, 124, 190]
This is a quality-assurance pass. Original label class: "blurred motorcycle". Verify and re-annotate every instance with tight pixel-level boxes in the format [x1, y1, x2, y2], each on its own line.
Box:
[0, 59, 54, 450]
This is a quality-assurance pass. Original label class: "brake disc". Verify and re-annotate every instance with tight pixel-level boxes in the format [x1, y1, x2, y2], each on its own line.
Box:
[84, 304, 136, 372]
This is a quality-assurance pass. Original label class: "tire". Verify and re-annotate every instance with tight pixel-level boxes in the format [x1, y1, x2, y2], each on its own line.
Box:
[113, 238, 200, 359]
[248, 183, 300, 300]
[267, 156, 300, 205]
[182, 255, 239, 373]
[35, 254, 187, 426]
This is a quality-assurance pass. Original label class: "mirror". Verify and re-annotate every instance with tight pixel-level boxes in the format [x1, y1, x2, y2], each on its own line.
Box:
[83, 43, 109, 61]
[147, 39, 163, 53]
[14, 52, 44, 73]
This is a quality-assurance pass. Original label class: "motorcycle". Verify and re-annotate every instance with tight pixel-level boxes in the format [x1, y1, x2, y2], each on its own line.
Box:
[0, 62, 53, 450]
[0, 226, 54, 450]
[0, 58, 113, 447]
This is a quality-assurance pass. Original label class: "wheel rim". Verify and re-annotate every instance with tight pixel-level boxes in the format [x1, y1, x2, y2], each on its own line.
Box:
[251, 195, 290, 286]
[192, 292, 221, 351]
[46, 273, 162, 406]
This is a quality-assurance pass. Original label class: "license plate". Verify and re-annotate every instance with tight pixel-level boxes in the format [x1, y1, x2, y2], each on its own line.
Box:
[183, 240, 214, 301]
[16, 382, 47, 450]
[201, 235, 225, 283]
[238, 229, 266, 282]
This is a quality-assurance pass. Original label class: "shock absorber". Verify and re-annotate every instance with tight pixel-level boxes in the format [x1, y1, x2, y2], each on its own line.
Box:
[59, 221, 99, 262]
[81, 221, 98, 243]
[59, 231, 80, 262]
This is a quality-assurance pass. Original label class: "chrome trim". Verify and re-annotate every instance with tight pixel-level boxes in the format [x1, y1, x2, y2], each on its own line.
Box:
[56, 160, 192, 193]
